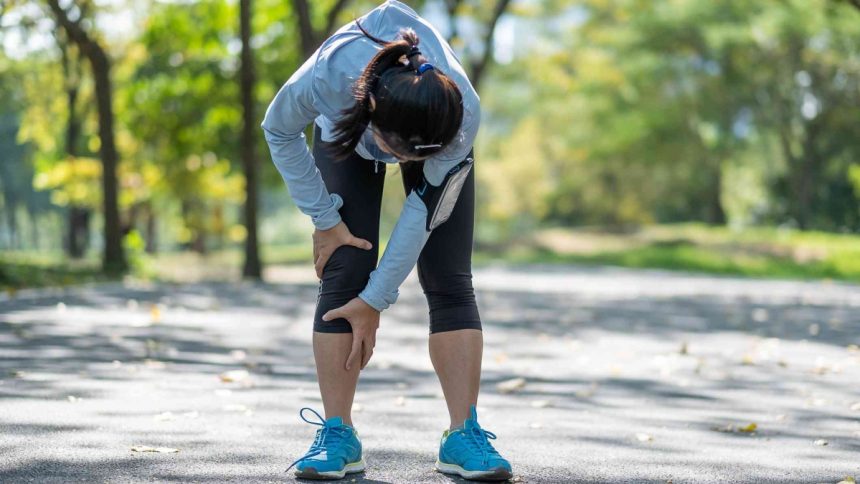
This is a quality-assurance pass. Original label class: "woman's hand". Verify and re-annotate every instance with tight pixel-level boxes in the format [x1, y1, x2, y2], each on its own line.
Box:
[323, 297, 380, 370]
[313, 221, 373, 279]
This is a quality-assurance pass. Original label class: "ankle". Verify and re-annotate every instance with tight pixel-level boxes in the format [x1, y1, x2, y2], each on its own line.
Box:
[324, 414, 353, 428]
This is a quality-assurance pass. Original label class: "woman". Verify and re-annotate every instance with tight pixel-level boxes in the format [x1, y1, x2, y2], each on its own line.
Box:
[261, 1, 512, 481]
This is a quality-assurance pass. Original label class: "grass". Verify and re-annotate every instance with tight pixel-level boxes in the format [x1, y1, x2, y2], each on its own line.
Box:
[4, 223, 860, 290]
[0, 251, 111, 292]
[477, 223, 860, 283]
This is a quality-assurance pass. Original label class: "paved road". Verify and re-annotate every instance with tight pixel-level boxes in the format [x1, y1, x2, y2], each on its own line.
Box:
[1, 264, 859, 483]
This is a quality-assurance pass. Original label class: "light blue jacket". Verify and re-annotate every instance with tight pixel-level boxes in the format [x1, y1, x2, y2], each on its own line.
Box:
[261, 1, 480, 312]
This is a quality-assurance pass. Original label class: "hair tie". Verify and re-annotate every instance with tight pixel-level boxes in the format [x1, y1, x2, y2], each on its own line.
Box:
[417, 63, 435, 76]
[407, 46, 422, 58]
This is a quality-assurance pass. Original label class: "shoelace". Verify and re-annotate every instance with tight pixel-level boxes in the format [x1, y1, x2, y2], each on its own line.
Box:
[285, 407, 351, 473]
[460, 426, 501, 466]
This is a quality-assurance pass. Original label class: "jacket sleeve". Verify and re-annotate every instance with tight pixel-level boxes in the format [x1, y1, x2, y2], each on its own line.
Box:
[260, 54, 344, 230]
[357, 99, 481, 312]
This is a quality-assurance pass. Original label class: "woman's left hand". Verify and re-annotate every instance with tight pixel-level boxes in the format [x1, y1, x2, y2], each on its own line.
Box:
[322, 297, 380, 371]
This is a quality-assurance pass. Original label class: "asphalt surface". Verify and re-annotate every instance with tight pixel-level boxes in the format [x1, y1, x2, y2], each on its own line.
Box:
[1, 264, 859, 483]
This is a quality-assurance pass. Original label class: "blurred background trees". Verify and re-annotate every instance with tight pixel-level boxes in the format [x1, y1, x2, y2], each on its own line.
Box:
[1, 0, 859, 285]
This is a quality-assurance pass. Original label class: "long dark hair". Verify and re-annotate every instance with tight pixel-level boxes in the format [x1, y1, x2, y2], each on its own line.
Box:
[330, 22, 464, 160]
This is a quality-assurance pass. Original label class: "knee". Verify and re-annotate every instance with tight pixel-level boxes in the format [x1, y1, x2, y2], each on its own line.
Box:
[321, 245, 378, 292]
[423, 275, 482, 334]
[315, 245, 377, 333]
[422, 273, 474, 304]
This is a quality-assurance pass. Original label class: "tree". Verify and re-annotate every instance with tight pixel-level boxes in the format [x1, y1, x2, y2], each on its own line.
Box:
[290, 0, 353, 58]
[125, 0, 245, 254]
[46, 0, 126, 273]
[840, 0, 860, 11]
[442, 0, 513, 90]
[53, 28, 90, 258]
[240, 0, 261, 278]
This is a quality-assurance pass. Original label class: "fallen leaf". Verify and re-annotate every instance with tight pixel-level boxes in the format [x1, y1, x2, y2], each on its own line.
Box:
[712, 423, 757, 434]
[496, 377, 526, 394]
[837, 477, 855, 484]
[131, 445, 179, 453]
[712, 424, 735, 433]
[575, 382, 599, 398]
[219, 370, 249, 383]
[223, 404, 251, 415]
[144, 360, 166, 370]
[150, 304, 162, 324]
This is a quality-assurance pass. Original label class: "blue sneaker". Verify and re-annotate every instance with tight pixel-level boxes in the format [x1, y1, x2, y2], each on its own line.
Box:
[285, 407, 365, 480]
[435, 405, 513, 481]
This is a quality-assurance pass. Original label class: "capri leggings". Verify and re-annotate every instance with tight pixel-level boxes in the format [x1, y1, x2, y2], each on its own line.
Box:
[311, 125, 482, 334]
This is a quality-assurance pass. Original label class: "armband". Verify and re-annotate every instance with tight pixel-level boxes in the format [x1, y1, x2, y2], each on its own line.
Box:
[414, 157, 473, 231]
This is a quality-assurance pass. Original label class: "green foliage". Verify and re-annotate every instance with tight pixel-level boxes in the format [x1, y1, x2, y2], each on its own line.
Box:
[0, 252, 108, 290]
[479, 223, 860, 283]
[479, 0, 860, 232]
[3, 0, 860, 280]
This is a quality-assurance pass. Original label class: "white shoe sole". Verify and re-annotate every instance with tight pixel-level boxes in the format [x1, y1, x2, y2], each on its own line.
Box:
[435, 460, 513, 481]
[294, 458, 365, 480]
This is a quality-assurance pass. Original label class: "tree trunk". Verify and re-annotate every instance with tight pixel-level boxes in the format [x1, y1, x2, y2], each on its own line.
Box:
[60, 37, 90, 259]
[67, 207, 91, 258]
[90, 47, 125, 273]
[469, 0, 511, 91]
[47, 0, 126, 274]
[291, 0, 353, 58]
[144, 203, 157, 254]
[706, 162, 727, 225]
[240, 0, 262, 279]
[291, 0, 317, 58]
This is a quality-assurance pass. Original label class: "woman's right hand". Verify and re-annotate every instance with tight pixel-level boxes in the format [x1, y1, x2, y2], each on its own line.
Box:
[312, 221, 373, 279]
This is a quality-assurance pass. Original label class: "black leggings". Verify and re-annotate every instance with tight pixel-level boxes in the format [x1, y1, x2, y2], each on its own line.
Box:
[311, 126, 481, 334]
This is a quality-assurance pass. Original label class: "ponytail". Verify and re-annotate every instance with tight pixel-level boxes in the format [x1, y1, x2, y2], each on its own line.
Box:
[330, 22, 463, 161]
